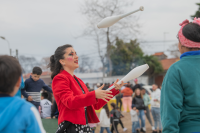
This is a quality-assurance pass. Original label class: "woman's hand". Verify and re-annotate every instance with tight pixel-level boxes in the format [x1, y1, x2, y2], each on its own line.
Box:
[113, 79, 126, 90]
[95, 84, 113, 102]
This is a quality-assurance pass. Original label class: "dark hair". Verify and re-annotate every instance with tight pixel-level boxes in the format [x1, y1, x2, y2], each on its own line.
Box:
[110, 103, 116, 109]
[41, 92, 48, 99]
[32, 67, 42, 75]
[182, 23, 200, 42]
[103, 104, 110, 118]
[48, 44, 72, 79]
[0, 55, 22, 94]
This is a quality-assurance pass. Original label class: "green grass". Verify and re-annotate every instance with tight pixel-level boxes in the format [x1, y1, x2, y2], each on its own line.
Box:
[42, 119, 58, 133]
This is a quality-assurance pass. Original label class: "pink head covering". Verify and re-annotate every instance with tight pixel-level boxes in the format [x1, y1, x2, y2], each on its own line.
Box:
[178, 17, 200, 48]
[134, 79, 138, 82]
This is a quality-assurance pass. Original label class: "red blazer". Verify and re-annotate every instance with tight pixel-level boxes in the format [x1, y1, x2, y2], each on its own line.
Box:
[52, 70, 119, 125]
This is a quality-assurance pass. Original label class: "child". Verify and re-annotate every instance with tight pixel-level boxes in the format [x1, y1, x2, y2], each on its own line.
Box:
[110, 103, 120, 133]
[116, 107, 127, 132]
[130, 104, 139, 133]
[88, 123, 96, 133]
[151, 84, 161, 133]
[0, 55, 45, 133]
[40, 92, 52, 119]
[132, 88, 146, 133]
[99, 104, 112, 133]
[21, 66, 52, 110]
[161, 18, 200, 133]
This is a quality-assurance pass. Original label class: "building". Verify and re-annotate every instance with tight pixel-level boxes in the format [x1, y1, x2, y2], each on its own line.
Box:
[153, 52, 179, 88]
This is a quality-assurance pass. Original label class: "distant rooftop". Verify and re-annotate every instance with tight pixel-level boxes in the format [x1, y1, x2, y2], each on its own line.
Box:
[153, 52, 165, 56]
[160, 58, 179, 70]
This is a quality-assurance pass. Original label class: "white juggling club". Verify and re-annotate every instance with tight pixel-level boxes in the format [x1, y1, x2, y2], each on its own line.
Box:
[107, 64, 149, 91]
[97, 6, 144, 28]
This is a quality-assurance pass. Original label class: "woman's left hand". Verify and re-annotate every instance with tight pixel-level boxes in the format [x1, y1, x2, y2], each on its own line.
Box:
[113, 79, 126, 90]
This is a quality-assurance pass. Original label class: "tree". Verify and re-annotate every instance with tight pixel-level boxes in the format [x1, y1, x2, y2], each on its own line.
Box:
[18, 55, 40, 74]
[191, 3, 200, 19]
[75, 54, 94, 73]
[80, 0, 140, 77]
[137, 55, 164, 84]
[167, 43, 181, 58]
[110, 38, 163, 78]
[110, 38, 143, 75]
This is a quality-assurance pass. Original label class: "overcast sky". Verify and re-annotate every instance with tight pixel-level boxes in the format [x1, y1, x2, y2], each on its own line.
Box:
[0, 0, 199, 64]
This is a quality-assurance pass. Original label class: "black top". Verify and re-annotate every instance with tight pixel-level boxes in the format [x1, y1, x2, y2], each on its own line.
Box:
[110, 109, 120, 123]
[74, 77, 88, 124]
[51, 100, 59, 118]
[131, 84, 141, 92]
[132, 96, 146, 110]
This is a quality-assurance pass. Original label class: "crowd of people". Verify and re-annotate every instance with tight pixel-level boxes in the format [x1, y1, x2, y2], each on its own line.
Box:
[0, 57, 162, 133]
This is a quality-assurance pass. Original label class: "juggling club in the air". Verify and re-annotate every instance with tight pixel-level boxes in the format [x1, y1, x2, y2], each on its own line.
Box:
[97, 6, 144, 28]
[107, 64, 149, 91]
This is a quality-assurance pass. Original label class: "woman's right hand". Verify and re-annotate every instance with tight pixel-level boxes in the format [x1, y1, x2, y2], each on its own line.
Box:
[95, 84, 113, 102]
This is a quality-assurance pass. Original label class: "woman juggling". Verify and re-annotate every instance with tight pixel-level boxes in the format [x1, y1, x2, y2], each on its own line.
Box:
[49, 44, 125, 133]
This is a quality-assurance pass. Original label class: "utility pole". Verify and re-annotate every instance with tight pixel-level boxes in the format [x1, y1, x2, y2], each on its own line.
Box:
[163, 32, 168, 52]
[16, 49, 18, 60]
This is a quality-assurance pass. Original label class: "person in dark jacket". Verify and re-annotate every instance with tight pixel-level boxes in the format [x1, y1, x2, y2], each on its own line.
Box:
[131, 79, 141, 92]
[110, 103, 120, 133]
[116, 107, 127, 131]
[132, 88, 146, 133]
[51, 100, 59, 118]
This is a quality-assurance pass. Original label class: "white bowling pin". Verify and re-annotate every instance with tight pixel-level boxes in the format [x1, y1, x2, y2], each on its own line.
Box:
[107, 64, 149, 91]
[97, 6, 144, 28]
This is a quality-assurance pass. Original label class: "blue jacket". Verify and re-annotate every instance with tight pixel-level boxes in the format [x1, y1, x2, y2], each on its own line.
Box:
[21, 76, 52, 99]
[0, 94, 46, 133]
[15, 75, 25, 97]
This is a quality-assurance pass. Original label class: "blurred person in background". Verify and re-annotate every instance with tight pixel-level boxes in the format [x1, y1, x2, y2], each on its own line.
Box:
[110, 103, 120, 133]
[132, 88, 146, 133]
[86, 83, 90, 90]
[130, 104, 140, 133]
[99, 104, 112, 133]
[116, 107, 127, 131]
[131, 79, 141, 92]
[115, 93, 122, 111]
[121, 82, 133, 113]
[15, 74, 25, 97]
[40, 92, 52, 119]
[51, 100, 59, 119]
[151, 84, 161, 133]
[141, 88, 153, 130]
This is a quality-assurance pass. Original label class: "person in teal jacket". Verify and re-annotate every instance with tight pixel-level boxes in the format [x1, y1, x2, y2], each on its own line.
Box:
[15, 74, 24, 97]
[161, 18, 200, 133]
